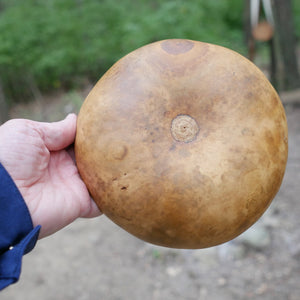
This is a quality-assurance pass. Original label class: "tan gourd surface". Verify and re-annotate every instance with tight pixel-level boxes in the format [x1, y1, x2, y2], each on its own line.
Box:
[75, 39, 288, 249]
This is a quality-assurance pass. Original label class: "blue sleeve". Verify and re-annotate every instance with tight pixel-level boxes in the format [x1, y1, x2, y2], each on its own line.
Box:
[0, 163, 41, 290]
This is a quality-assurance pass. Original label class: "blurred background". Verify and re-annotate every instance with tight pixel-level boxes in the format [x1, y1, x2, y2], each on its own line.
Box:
[0, 0, 299, 122]
[1, 0, 300, 299]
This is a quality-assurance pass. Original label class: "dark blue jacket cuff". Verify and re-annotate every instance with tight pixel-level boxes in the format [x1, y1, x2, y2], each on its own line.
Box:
[0, 163, 41, 290]
[0, 225, 40, 290]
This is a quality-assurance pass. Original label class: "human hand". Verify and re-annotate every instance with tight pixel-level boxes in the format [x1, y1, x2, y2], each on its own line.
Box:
[0, 114, 101, 239]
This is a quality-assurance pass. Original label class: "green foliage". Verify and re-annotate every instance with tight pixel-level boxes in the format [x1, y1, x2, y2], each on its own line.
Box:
[293, 0, 300, 39]
[0, 0, 246, 102]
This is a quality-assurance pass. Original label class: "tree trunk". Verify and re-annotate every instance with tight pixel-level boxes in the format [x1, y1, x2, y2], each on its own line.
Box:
[0, 80, 9, 124]
[0, 1, 9, 124]
[271, 0, 300, 90]
[244, 0, 256, 61]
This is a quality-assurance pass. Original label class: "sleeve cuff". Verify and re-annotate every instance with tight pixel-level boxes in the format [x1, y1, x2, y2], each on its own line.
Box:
[0, 225, 41, 290]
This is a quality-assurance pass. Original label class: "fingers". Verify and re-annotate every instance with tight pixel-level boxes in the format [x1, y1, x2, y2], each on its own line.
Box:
[35, 114, 77, 151]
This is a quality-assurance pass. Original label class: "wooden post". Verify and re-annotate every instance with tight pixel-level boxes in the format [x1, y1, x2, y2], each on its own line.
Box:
[271, 0, 300, 90]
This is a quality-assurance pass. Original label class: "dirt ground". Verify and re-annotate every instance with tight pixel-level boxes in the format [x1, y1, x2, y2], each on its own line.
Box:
[1, 90, 300, 300]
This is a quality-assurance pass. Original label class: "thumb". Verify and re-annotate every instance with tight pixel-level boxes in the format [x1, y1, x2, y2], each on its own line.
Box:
[35, 114, 77, 151]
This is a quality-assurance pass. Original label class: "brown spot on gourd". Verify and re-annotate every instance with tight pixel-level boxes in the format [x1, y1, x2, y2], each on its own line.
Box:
[161, 39, 194, 55]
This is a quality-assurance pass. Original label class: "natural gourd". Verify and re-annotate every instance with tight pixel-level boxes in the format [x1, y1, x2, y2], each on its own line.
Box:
[75, 39, 288, 249]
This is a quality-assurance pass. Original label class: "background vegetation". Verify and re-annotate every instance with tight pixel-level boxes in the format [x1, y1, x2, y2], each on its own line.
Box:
[0, 0, 299, 103]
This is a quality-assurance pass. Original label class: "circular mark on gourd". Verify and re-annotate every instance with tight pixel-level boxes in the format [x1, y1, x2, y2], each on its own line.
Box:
[171, 115, 199, 143]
